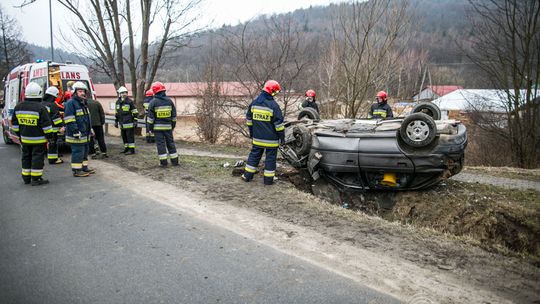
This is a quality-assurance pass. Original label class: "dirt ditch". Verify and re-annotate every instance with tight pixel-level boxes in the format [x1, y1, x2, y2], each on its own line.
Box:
[284, 169, 540, 258]
[101, 136, 540, 303]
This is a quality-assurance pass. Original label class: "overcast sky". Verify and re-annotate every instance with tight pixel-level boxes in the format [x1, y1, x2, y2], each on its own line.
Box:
[4, 0, 346, 48]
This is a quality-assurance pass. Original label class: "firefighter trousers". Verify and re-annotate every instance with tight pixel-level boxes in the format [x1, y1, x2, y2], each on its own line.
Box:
[155, 130, 178, 166]
[21, 144, 46, 183]
[244, 146, 277, 185]
[47, 133, 60, 164]
[121, 128, 135, 151]
[71, 143, 90, 172]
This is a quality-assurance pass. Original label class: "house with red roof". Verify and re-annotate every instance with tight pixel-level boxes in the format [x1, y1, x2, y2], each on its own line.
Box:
[93, 82, 254, 116]
[412, 85, 463, 101]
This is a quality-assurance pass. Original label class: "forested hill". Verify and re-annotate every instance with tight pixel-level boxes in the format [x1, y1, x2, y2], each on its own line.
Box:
[159, 0, 478, 88]
[27, 0, 477, 88]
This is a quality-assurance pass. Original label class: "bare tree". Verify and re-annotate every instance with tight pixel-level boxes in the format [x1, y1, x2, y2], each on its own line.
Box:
[322, 0, 411, 118]
[218, 15, 313, 137]
[195, 46, 223, 144]
[56, 0, 202, 110]
[0, 5, 32, 80]
[466, 0, 539, 168]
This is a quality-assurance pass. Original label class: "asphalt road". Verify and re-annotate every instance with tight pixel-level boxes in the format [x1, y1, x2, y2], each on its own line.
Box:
[0, 139, 398, 304]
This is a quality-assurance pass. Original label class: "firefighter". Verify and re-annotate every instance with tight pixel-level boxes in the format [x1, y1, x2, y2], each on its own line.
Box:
[41, 86, 64, 164]
[114, 86, 138, 154]
[11, 82, 54, 185]
[368, 91, 393, 119]
[299, 89, 319, 113]
[242, 80, 284, 186]
[143, 89, 155, 143]
[64, 81, 95, 177]
[147, 82, 178, 167]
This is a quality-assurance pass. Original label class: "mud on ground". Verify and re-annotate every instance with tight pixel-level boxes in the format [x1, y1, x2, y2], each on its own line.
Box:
[101, 136, 539, 303]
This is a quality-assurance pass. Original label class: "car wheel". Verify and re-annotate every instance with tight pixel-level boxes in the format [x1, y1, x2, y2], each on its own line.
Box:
[2, 125, 13, 144]
[411, 102, 441, 120]
[298, 108, 320, 121]
[399, 113, 437, 148]
[292, 125, 312, 156]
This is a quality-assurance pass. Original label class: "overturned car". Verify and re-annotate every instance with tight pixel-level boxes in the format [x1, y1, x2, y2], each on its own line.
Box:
[279, 103, 467, 191]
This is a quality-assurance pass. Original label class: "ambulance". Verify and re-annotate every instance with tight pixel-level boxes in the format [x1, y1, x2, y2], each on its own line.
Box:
[1, 60, 96, 145]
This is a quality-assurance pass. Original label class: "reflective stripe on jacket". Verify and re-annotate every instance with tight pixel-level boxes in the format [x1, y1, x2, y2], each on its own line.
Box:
[368, 102, 393, 119]
[11, 99, 53, 145]
[64, 96, 91, 144]
[41, 95, 63, 132]
[147, 92, 176, 131]
[115, 97, 138, 129]
[246, 91, 284, 148]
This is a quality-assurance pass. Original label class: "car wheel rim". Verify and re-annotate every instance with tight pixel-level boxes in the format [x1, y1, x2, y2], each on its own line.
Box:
[406, 120, 430, 142]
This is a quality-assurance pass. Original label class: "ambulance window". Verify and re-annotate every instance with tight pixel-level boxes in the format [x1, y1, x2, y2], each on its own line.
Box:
[62, 80, 90, 92]
[31, 77, 47, 94]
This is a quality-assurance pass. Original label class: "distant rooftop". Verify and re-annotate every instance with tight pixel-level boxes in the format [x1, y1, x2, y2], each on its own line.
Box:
[93, 82, 255, 98]
[425, 85, 463, 96]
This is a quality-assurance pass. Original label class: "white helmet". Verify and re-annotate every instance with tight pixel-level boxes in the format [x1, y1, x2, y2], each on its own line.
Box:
[117, 86, 128, 94]
[72, 81, 88, 91]
[45, 86, 60, 97]
[25, 82, 43, 99]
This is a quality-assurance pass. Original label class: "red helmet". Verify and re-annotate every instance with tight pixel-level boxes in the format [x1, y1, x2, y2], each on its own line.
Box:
[145, 89, 154, 97]
[151, 82, 166, 94]
[305, 89, 316, 98]
[263, 80, 281, 95]
[376, 91, 387, 101]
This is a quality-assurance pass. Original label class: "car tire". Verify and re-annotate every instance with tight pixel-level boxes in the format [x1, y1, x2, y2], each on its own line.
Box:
[298, 108, 320, 121]
[2, 125, 13, 144]
[411, 102, 441, 120]
[399, 113, 437, 148]
[292, 125, 312, 156]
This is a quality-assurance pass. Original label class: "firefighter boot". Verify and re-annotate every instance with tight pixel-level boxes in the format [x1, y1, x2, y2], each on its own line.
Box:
[23, 177, 31, 185]
[31, 177, 49, 186]
[120, 147, 129, 154]
[83, 167, 96, 174]
[241, 172, 253, 182]
[263, 176, 274, 186]
[159, 159, 168, 168]
[125, 148, 135, 155]
[73, 170, 90, 177]
[171, 157, 179, 166]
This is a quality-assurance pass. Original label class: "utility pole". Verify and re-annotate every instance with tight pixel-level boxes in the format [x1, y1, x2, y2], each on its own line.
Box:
[49, 0, 54, 61]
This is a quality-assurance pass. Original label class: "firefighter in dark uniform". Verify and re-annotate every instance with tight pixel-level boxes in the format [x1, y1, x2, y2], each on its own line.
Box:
[147, 82, 179, 167]
[242, 80, 284, 186]
[41, 86, 64, 164]
[64, 81, 95, 177]
[143, 89, 155, 143]
[368, 91, 393, 119]
[299, 89, 319, 113]
[11, 82, 54, 185]
[114, 86, 138, 154]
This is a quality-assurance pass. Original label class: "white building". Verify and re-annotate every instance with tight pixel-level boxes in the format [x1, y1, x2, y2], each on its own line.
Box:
[431, 89, 527, 119]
